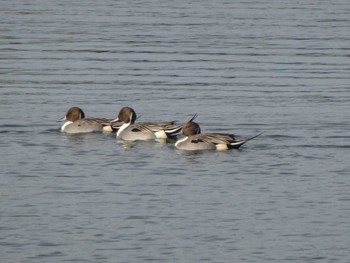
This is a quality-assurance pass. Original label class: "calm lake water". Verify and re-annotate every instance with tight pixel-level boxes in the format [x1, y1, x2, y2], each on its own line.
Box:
[1, 0, 350, 262]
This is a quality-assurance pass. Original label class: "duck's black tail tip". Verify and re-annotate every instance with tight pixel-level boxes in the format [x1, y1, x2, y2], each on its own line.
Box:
[229, 132, 263, 149]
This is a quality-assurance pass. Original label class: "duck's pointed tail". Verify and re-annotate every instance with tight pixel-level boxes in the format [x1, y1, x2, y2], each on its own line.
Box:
[165, 113, 198, 136]
[229, 132, 263, 149]
[187, 113, 198, 123]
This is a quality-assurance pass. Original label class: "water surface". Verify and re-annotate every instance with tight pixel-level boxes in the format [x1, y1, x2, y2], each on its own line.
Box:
[1, 0, 350, 262]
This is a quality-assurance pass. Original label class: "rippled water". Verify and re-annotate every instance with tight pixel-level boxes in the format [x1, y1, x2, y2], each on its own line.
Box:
[1, 0, 350, 262]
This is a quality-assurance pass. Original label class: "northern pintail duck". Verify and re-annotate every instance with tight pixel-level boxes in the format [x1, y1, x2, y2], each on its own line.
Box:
[112, 106, 196, 141]
[175, 122, 261, 151]
[60, 107, 122, 134]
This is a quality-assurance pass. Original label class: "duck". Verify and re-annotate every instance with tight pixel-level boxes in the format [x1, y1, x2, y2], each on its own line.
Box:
[59, 107, 122, 134]
[112, 106, 196, 141]
[175, 121, 261, 151]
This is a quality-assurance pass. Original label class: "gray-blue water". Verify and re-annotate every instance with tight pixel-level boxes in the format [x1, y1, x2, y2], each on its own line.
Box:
[1, 0, 350, 262]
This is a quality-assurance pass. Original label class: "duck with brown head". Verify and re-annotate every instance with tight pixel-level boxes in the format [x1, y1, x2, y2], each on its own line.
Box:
[175, 121, 261, 151]
[111, 106, 196, 141]
[59, 107, 121, 134]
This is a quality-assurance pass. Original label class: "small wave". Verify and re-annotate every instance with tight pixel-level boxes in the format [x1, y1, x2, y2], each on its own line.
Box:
[296, 144, 350, 149]
[266, 134, 301, 139]
[40, 128, 61, 134]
